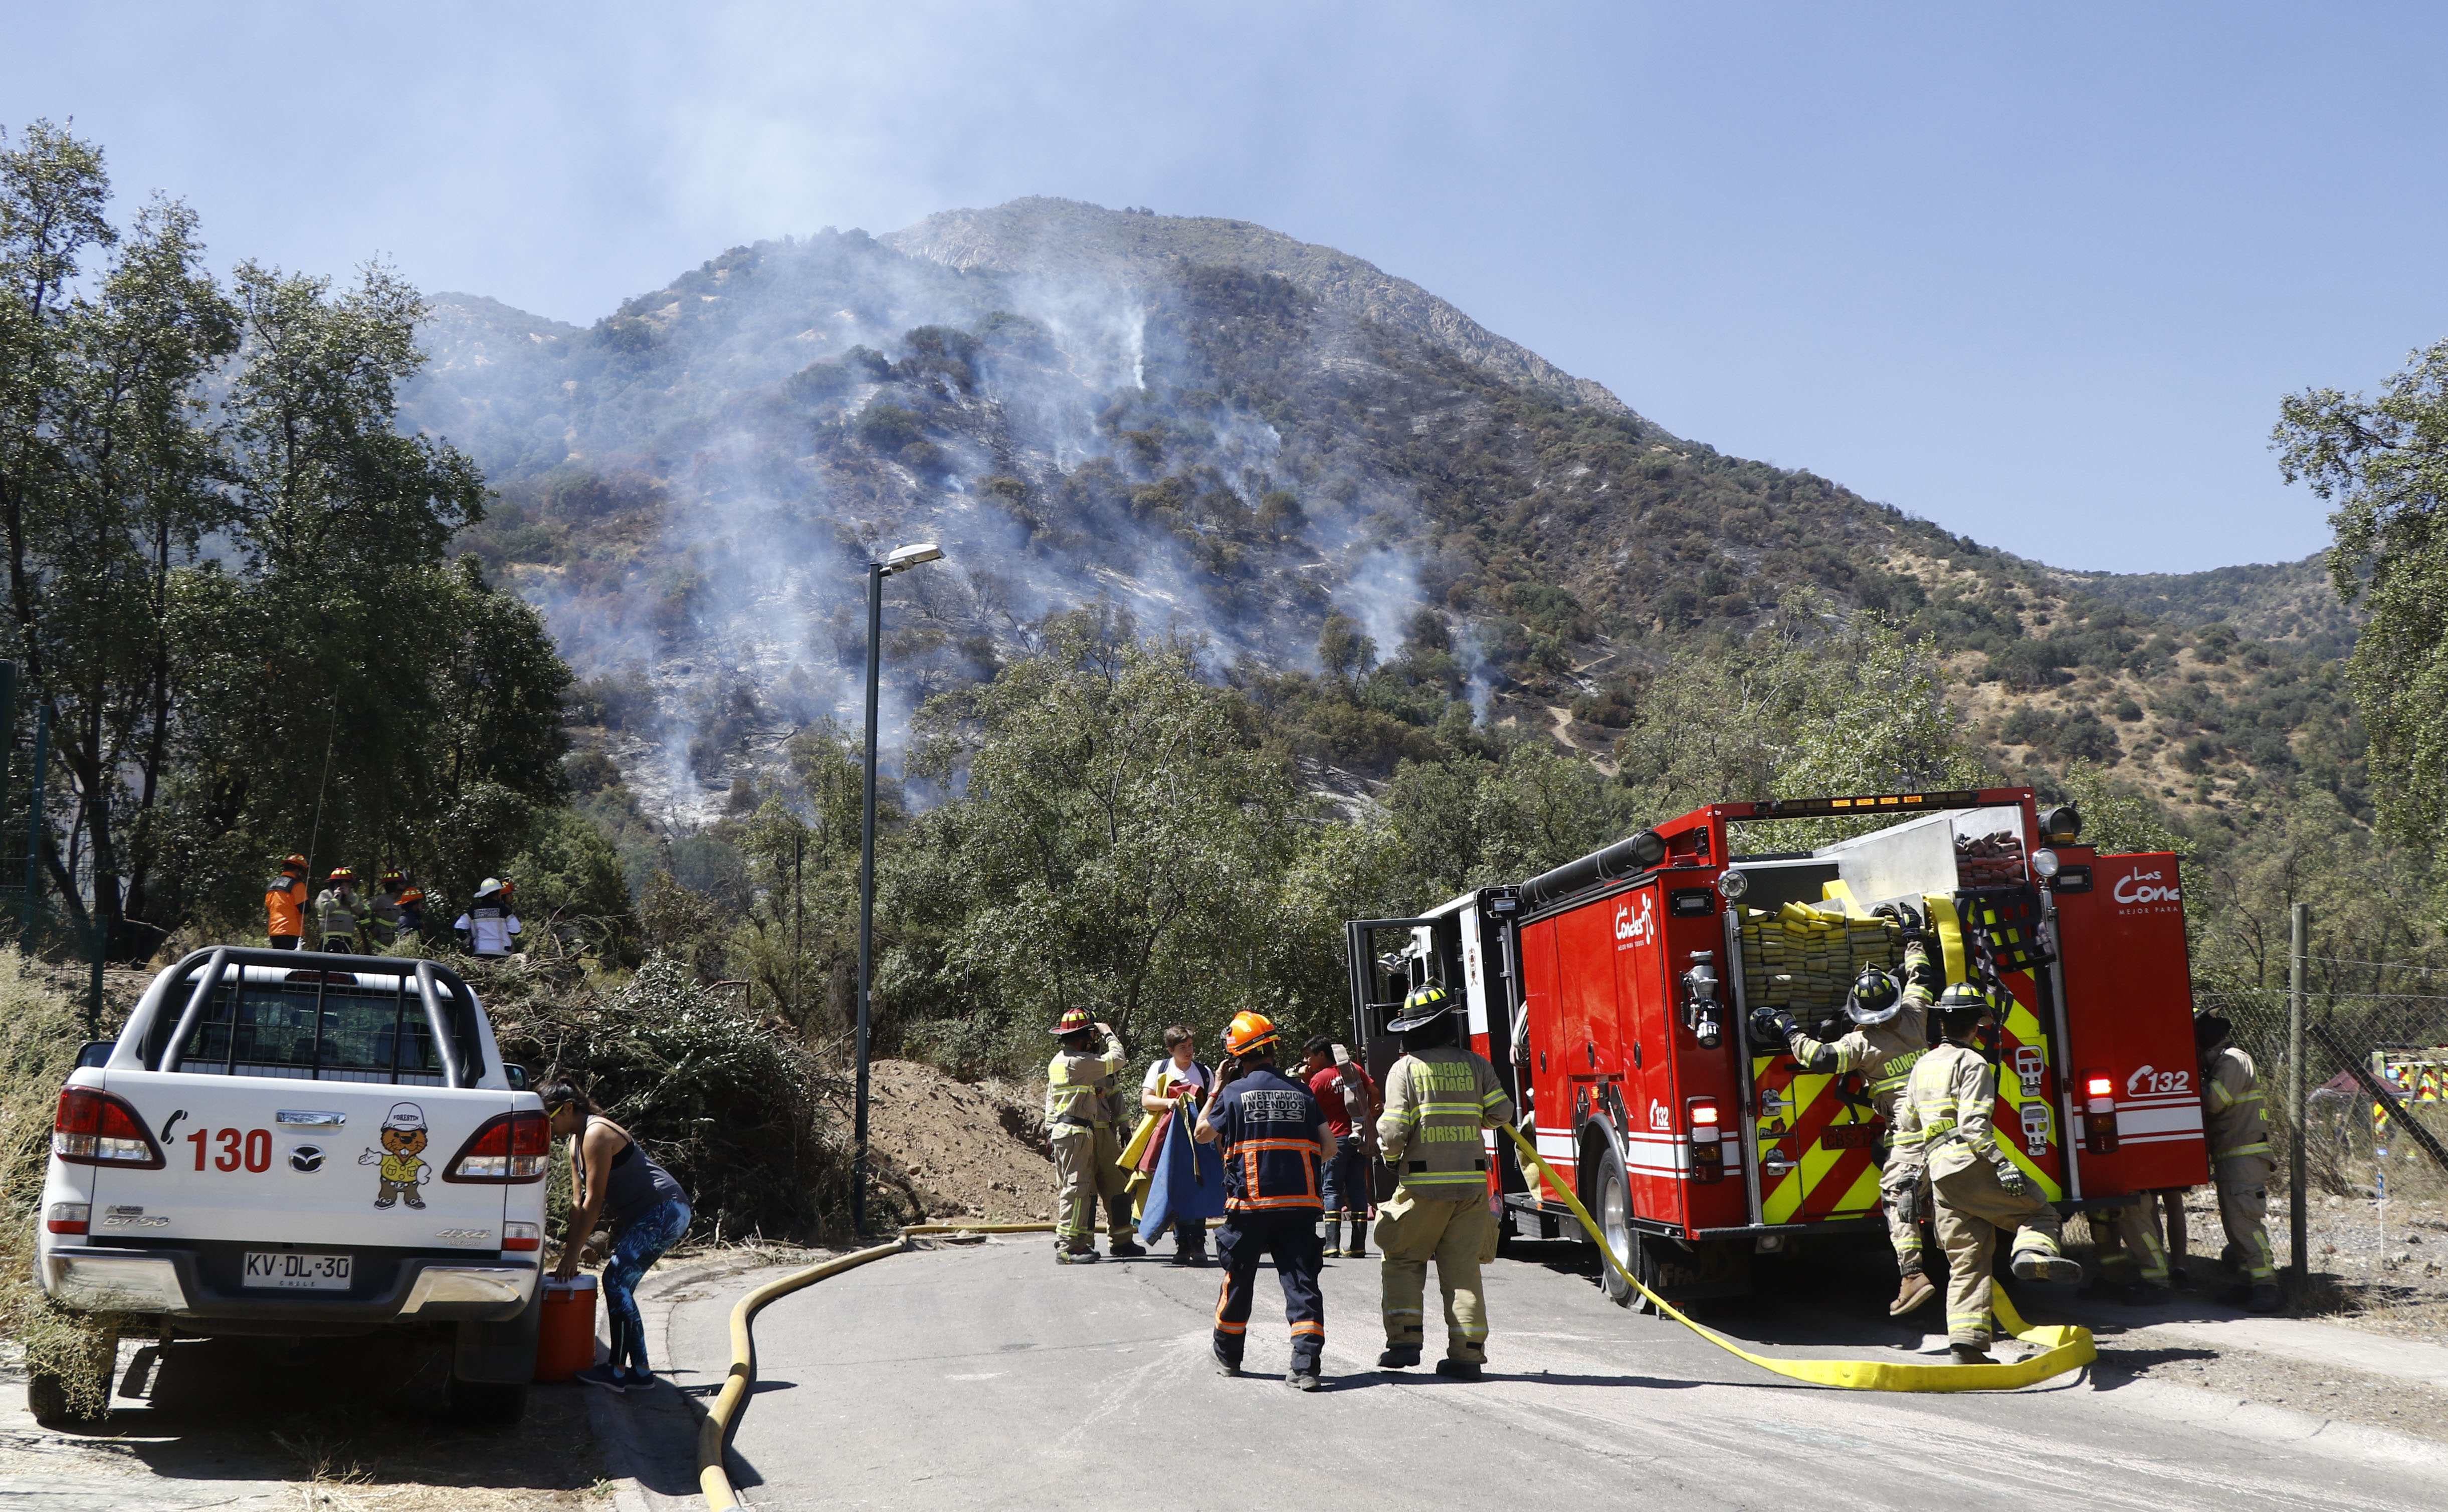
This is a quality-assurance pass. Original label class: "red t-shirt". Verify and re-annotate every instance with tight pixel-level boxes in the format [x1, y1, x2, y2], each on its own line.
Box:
[1307, 1064, 1377, 1139]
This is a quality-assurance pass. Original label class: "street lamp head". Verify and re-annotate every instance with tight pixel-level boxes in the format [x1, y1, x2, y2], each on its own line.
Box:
[882, 542, 944, 575]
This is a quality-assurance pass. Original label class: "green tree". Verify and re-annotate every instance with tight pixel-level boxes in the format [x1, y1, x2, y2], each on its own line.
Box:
[0, 119, 571, 948]
[900, 612, 1306, 1060]
[2275, 339, 2448, 860]
[0, 124, 239, 947]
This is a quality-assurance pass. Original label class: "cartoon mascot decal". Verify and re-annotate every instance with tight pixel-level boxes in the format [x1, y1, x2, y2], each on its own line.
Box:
[360, 1101, 433, 1209]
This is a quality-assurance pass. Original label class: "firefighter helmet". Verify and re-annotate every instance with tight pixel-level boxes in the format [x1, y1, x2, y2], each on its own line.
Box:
[1933, 980, 1999, 1028]
[473, 877, 504, 899]
[1049, 1007, 1097, 1038]
[281, 853, 308, 874]
[1386, 984, 1454, 1035]
[380, 869, 405, 888]
[1848, 966, 1903, 1026]
[327, 867, 356, 884]
[1223, 1011, 1279, 1057]
[396, 888, 425, 907]
[2192, 1008, 2233, 1053]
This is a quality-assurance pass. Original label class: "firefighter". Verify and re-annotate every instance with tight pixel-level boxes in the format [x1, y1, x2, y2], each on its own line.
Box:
[453, 878, 523, 958]
[1373, 983, 1515, 1382]
[1194, 1011, 1330, 1391]
[367, 869, 412, 950]
[1044, 1010, 1142, 1263]
[265, 854, 310, 950]
[2193, 1008, 2280, 1312]
[1749, 905, 1938, 1316]
[393, 886, 428, 942]
[315, 868, 366, 953]
[2087, 1195, 2173, 1305]
[1895, 981, 2082, 1364]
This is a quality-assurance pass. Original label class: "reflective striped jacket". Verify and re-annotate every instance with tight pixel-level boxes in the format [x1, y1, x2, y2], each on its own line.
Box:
[1206, 1067, 1325, 1212]
[1783, 939, 1937, 1100]
[1044, 1031, 1125, 1128]
[2202, 1046, 2271, 1163]
[1893, 1042, 2006, 1181]
[315, 888, 363, 941]
[1376, 1046, 1514, 1197]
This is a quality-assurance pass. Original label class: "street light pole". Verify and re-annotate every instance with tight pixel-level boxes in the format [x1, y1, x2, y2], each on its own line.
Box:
[853, 542, 942, 1237]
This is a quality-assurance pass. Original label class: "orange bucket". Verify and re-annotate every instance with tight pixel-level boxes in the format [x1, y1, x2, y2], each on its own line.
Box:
[535, 1274, 598, 1381]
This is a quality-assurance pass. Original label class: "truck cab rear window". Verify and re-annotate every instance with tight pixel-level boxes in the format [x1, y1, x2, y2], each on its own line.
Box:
[177, 982, 447, 1085]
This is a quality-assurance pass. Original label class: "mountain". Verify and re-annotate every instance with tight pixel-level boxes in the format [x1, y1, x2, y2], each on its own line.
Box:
[883, 197, 1630, 416]
[400, 199, 2364, 838]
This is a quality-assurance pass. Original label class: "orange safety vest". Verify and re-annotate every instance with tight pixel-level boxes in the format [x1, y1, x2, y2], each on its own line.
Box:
[265, 875, 306, 936]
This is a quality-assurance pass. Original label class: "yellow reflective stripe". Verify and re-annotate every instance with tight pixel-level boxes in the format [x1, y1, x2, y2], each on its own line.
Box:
[2216, 1142, 2273, 1159]
[1479, 1090, 1507, 1106]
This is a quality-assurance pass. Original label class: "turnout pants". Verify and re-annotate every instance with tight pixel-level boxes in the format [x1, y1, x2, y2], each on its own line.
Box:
[2214, 1154, 2277, 1281]
[1375, 1188, 1496, 1363]
[1212, 1209, 1324, 1370]
[2090, 1197, 2171, 1286]
[1932, 1164, 2067, 1347]
[1052, 1123, 1137, 1245]
[1875, 1084, 1929, 1275]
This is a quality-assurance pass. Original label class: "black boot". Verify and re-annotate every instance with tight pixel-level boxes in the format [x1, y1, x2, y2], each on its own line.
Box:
[1434, 1358, 1483, 1381]
[1378, 1345, 1421, 1369]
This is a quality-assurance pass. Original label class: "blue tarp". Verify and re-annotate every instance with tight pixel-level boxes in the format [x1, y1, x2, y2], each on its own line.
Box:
[1137, 1109, 1227, 1243]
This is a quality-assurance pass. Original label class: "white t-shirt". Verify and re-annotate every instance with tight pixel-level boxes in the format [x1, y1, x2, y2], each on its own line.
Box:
[1143, 1056, 1209, 1098]
[453, 908, 523, 956]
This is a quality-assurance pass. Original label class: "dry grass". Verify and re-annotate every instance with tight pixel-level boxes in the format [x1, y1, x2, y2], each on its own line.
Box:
[0, 955, 128, 1417]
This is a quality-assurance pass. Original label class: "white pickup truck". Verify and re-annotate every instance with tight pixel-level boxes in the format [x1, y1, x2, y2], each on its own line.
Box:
[34, 947, 549, 1423]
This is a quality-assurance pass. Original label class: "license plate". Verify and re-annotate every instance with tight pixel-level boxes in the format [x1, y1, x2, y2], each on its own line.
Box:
[1820, 1123, 1882, 1150]
[243, 1251, 352, 1290]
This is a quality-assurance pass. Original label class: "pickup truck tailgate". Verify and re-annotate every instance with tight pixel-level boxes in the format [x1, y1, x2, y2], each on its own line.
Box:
[88, 966, 517, 1250]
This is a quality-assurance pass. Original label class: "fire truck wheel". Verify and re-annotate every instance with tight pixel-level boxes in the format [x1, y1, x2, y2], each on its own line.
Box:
[1591, 1144, 1661, 1313]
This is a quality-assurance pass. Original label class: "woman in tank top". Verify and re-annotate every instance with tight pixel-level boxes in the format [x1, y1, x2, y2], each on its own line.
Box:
[542, 1079, 692, 1392]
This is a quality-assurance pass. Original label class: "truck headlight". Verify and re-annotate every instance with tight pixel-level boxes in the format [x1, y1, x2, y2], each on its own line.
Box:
[1717, 868, 1750, 902]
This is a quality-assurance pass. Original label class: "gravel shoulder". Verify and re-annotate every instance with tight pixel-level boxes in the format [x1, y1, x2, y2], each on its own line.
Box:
[0, 1332, 610, 1511]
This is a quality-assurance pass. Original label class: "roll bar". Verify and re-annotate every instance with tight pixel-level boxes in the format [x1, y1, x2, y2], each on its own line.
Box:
[147, 947, 482, 1089]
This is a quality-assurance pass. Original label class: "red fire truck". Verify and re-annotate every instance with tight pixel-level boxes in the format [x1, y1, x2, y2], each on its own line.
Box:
[1344, 786, 2208, 1306]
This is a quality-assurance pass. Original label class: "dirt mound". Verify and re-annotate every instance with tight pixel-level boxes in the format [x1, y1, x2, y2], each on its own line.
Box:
[863, 1060, 1056, 1224]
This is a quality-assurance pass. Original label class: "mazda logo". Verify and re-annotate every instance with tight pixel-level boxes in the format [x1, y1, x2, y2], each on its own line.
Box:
[290, 1145, 324, 1172]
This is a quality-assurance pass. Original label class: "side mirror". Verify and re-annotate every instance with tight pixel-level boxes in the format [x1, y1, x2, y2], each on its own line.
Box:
[505, 1063, 531, 1091]
[75, 1040, 112, 1069]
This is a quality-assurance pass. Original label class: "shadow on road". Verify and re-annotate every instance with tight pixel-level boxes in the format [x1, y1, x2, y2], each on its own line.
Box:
[15, 1333, 604, 1501]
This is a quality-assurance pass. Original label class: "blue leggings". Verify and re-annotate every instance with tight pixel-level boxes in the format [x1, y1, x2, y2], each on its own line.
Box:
[604, 1198, 691, 1373]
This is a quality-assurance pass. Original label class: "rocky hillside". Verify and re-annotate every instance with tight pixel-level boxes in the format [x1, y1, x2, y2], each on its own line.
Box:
[400, 198, 2361, 835]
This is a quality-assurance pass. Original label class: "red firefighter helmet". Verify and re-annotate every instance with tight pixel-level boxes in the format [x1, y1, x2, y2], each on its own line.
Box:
[327, 867, 356, 885]
[1049, 1007, 1097, 1038]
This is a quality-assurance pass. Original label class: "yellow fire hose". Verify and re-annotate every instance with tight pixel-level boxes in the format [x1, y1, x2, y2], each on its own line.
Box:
[697, 1223, 1057, 1510]
[1502, 1124, 2095, 1392]
[696, 1129, 2091, 1507]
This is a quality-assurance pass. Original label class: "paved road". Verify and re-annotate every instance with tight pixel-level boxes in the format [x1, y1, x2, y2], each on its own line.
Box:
[665, 1237, 2428, 1511]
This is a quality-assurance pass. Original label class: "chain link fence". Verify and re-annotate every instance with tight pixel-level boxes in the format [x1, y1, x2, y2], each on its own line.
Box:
[2198, 978, 2448, 1207]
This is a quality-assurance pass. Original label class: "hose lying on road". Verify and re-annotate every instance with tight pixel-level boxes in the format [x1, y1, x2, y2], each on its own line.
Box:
[697, 1224, 1056, 1511]
[1502, 1124, 2096, 1392]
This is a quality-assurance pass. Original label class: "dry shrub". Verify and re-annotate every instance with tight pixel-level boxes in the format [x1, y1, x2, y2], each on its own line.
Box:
[0, 956, 128, 1416]
[483, 953, 853, 1242]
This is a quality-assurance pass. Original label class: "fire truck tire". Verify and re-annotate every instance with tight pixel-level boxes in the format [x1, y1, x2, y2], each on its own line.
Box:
[1590, 1144, 1661, 1312]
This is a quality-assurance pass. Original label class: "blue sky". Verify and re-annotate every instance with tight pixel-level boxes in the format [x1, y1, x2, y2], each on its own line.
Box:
[8, 1, 2442, 574]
